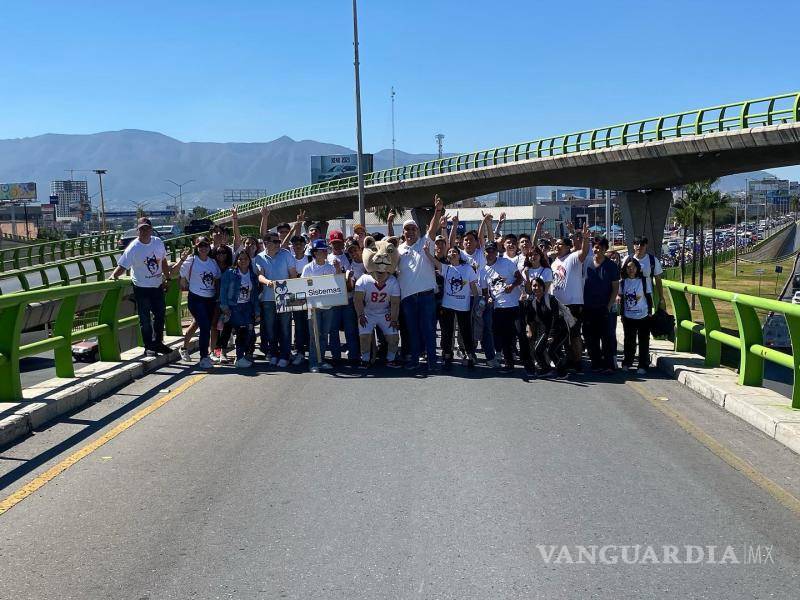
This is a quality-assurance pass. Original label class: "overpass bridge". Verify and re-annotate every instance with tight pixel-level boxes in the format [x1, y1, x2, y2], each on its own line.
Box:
[210, 91, 800, 247]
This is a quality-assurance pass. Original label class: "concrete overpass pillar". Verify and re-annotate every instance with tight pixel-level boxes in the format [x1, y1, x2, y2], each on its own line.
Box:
[410, 207, 435, 234]
[619, 189, 672, 254]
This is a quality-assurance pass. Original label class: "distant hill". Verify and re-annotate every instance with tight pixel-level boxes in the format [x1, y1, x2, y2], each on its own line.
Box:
[0, 129, 785, 209]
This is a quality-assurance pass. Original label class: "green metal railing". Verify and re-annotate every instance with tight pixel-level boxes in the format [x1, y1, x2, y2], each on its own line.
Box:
[0, 234, 197, 296]
[0, 233, 121, 273]
[0, 278, 186, 402]
[209, 91, 800, 222]
[664, 279, 800, 407]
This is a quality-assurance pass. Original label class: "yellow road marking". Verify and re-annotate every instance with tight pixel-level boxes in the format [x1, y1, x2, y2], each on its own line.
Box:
[626, 380, 800, 519]
[0, 373, 206, 516]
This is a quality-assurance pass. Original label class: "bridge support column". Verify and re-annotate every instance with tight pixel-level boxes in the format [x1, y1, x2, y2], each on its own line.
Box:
[410, 207, 435, 234]
[619, 189, 672, 254]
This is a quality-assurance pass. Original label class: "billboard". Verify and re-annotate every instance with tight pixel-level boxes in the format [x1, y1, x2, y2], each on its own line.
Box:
[0, 182, 37, 202]
[310, 154, 373, 185]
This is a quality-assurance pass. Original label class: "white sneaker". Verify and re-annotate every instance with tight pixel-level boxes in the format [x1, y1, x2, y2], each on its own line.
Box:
[235, 357, 253, 368]
[320, 362, 333, 370]
[291, 353, 304, 366]
[179, 347, 191, 361]
[277, 358, 289, 368]
[269, 356, 278, 366]
[198, 356, 214, 369]
[310, 367, 320, 373]
[636, 368, 647, 375]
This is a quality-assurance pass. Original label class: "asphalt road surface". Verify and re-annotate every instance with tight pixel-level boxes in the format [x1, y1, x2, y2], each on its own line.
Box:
[2, 361, 800, 599]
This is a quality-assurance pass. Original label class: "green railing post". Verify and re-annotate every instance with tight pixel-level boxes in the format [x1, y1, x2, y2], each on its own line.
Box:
[164, 278, 182, 337]
[0, 301, 26, 401]
[784, 312, 800, 408]
[53, 294, 78, 378]
[698, 295, 721, 367]
[97, 284, 123, 362]
[668, 286, 692, 353]
[732, 297, 764, 387]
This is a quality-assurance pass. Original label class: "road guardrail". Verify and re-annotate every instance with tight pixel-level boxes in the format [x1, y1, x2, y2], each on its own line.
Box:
[0, 233, 121, 272]
[664, 279, 800, 407]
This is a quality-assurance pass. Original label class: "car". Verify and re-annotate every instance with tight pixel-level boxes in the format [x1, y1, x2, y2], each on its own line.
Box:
[793, 291, 800, 305]
[117, 228, 161, 250]
[317, 164, 358, 182]
[72, 340, 99, 362]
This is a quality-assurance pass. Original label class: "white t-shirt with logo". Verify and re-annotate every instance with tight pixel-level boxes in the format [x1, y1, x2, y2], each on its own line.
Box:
[633, 253, 663, 293]
[551, 251, 586, 306]
[397, 235, 437, 299]
[118, 237, 167, 288]
[237, 269, 253, 304]
[441, 263, 478, 312]
[460, 248, 486, 271]
[621, 277, 649, 319]
[180, 255, 220, 298]
[525, 265, 554, 286]
[480, 256, 521, 308]
[355, 274, 400, 316]
[292, 253, 308, 276]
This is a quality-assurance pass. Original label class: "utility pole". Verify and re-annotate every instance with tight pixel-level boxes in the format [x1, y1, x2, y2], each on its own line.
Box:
[733, 200, 739, 276]
[391, 86, 396, 168]
[94, 169, 108, 234]
[165, 179, 195, 222]
[436, 133, 445, 159]
[352, 0, 366, 227]
[605, 191, 612, 239]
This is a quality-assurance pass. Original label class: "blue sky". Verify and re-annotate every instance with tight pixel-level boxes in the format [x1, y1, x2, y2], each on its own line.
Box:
[3, 0, 799, 180]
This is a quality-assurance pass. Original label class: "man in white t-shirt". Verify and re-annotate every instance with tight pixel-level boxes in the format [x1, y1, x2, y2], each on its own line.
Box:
[480, 242, 530, 374]
[397, 194, 444, 370]
[111, 217, 171, 356]
[632, 236, 666, 309]
[550, 223, 591, 371]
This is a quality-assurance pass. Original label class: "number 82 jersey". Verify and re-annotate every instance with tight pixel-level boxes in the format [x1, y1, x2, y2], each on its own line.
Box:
[355, 274, 401, 316]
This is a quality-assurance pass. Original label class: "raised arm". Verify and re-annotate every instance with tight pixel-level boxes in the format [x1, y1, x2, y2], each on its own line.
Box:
[169, 247, 193, 278]
[282, 209, 306, 248]
[259, 205, 271, 240]
[494, 211, 506, 239]
[532, 217, 546, 247]
[426, 195, 444, 240]
[231, 205, 241, 252]
[448, 213, 459, 252]
[577, 223, 591, 262]
[386, 209, 396, 238]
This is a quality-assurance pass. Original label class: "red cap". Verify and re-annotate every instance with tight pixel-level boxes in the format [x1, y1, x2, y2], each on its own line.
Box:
[328, 230, 344, 242]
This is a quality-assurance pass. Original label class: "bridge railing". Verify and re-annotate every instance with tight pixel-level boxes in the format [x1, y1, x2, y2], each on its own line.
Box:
[0, 278, 186, 402]
[0, 234, 197, 296]
[664, 279, 800, 407]
[0, 233, 122, 273]
[209, 91, 800, 222]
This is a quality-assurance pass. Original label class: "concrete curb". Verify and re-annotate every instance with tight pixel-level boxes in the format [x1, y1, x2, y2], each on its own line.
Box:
[616, 324, 800, 455]
[0, 336, 198, 449]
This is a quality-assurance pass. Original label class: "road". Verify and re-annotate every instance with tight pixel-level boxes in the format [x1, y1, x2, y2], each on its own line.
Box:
[2, 362, 800, 599]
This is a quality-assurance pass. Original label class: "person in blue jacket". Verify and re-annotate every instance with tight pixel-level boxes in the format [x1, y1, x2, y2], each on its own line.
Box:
[219, 249, 260, 368]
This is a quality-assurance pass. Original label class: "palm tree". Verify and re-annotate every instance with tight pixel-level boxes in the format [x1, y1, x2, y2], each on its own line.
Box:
[373, 205, 406, 223]
[709, 192, 730, 289]
[683, 179, 718, 290]
[672, 203, 694, 283]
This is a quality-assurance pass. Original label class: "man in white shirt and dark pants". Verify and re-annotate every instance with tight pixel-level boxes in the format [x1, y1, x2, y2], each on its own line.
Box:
[397, 195, 444, 371]
[111, 217, 171, 357]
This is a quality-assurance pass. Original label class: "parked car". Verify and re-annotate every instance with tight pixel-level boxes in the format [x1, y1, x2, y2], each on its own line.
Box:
[792, 291, 800, 305]
[72, 340, 98, 362]
[117, 228, 161, 250]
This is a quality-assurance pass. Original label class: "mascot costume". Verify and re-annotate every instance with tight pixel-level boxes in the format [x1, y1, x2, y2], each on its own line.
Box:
[353, 236, 402, 365]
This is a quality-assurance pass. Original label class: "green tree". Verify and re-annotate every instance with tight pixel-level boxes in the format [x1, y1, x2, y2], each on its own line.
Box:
[373, 205, 406, 223]
[191, 206, 210, 219]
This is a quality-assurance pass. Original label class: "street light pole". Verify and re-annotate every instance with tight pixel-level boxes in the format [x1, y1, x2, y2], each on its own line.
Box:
[94, 169, 108, 234]
[352, 0, 366, 227]
[165, 179, 195, 222]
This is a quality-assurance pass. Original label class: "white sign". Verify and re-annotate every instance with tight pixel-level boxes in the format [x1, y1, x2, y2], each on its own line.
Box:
[274, 274, 348, 313]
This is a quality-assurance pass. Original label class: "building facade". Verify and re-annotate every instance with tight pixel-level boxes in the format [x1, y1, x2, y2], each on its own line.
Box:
[50, 180, 90, 221]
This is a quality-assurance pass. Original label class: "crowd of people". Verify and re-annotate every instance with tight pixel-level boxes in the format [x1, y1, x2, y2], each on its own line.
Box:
[112, 194, 667, 378]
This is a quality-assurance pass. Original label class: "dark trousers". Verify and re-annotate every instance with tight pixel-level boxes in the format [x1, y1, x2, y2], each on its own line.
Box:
[400, 291, 438, 365]
[583, 305, 616, 369]
[133, 285, 165, 349]
[187, 292, 215, 358]
[622, 316, 650, 369]
[566, 304, 584, 370]
[292, 310, 309, 353]
[260, 301, 292, 360]
[493, 306, 531, 367]
[533, 326, 569, 374]
[229, 303, 255, 360]
[440, 307, 474, 358]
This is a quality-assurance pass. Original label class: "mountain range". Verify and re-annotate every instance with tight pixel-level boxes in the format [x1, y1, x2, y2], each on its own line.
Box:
[0, 129, 779, 210]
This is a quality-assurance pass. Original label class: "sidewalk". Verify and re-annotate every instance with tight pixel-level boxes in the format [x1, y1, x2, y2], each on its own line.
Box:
[617, 323, 800, 455]
[0, 336, 197, 448]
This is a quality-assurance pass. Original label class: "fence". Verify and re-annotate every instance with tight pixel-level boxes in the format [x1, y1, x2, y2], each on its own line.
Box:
[664, 279, 800, 407]
[0, 233, 121, 272]
[0, 278, 186, 402]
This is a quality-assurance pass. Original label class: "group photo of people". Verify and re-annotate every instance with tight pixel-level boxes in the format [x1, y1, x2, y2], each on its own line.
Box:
[115, 194, 666, 378]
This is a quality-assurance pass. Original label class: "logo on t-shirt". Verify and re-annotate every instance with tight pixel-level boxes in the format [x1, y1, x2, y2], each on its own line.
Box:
[144, 254, 160, 276]
[238, 284, 250, 302]
[200, 271, 215, 289]
[448, 273, 465, 295]
[552, 264, 567, 290]
[489, 275, 507, 296]
[624, 289, 641, 309]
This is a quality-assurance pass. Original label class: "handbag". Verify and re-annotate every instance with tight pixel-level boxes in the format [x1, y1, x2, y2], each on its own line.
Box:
[650, 307, 675, 339]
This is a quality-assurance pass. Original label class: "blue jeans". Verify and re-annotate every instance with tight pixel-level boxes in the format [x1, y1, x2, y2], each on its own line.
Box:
[132, 285, 165, 349]
[328, 300, 360, 361]
[293, 310, 309, 354]
[187, 292, 215, 358]
[400, 290, 438, 365]
[260, 301, 292, 360]
[309, 309, 334, 370]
